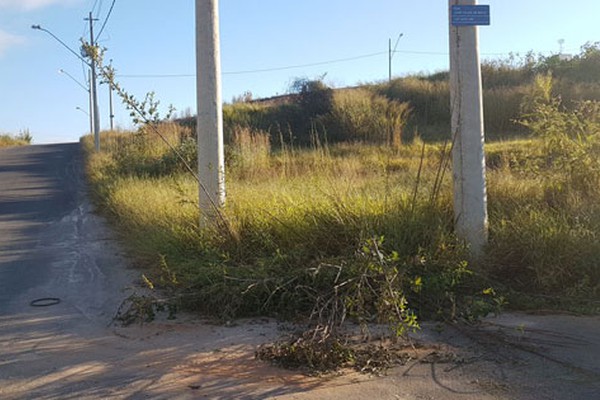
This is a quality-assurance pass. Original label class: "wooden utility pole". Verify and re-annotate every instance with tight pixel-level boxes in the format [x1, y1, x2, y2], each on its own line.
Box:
[196, 0, 225, 225]
[449, 0, 489, 255]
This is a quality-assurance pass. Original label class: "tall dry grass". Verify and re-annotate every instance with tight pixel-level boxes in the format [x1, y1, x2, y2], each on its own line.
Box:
[0, 131, 32, 147]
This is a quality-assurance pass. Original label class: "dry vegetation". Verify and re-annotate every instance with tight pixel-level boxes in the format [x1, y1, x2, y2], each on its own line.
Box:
[82, 44, 600, 371]
[0, 130, 32, 147]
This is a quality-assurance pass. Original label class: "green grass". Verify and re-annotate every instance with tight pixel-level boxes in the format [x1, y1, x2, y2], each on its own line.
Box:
[82, 121, 600, 325]
[83, 128, 503, 324]
[83, 67, 600, 327]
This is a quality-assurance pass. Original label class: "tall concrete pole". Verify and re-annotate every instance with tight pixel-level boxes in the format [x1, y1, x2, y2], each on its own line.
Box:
[87, 12, 101, 151]
[109, 59, 115, 131]
[88, 70, 94, 139]
[388, 38, 392, 82]
[449, 0, 488, 255]
[109, 84, 114, 131]
[196, 0, 225, 225]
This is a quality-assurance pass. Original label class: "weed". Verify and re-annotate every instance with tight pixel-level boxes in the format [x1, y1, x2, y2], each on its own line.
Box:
[79, 43, 600, 373]
[0, 130, 32, 147]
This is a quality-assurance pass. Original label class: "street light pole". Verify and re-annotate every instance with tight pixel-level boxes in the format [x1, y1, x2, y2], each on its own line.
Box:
[389, 33, 404, 82]
[32, 23, 100, 150]
[76, 106, 93, 140]
[389, 38, 392, 82]
[89, 70, 94, 142]
[76, 106, 89, 116]
[58, 68, 87, 91]
[59, 68, 93, 139]
[31, 25, 88, 64]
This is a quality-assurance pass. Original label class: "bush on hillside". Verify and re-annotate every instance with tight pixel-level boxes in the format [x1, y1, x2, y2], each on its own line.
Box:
[290, 78, 334, 118]
[0, 130, 33, 147]
[319, 89, 411, 145]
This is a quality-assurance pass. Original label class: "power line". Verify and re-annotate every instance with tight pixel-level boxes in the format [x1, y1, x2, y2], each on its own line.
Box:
[394, 49, 564, 57]
[226, 51, 387, 75]
[118, 51, 388, 78]
[118, 73, 194, 78]
[96, 0, 117, 42]
[114, 48, 569, 80]
[91, 0, 100, 14]
[95, 0, 104, 19]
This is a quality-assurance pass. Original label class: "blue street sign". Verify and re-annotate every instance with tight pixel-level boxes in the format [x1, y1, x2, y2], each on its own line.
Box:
[451, 5, 490, 26]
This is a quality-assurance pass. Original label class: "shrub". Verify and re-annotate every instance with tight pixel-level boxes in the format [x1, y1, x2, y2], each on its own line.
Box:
[320, 89, 411, 145]
[377, 77, 450, 135]
[519, 75, 600, 195]
[0, 130, 33, 147]
[483, 75, 600, 303]
[290, 78, 334, 118]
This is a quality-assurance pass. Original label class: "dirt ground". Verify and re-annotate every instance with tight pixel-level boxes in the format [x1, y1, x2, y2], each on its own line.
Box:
[1, 305, 599, 399]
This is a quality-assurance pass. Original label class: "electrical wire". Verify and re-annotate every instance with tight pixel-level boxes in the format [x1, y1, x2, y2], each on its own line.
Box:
[95, 0, 104, 19]
[225, 51, 387, 75]
[118, 51, 388, 78]
[114, 48, 566, 80]
[96, 0, 117, 42]
[90, 0, 100, 14]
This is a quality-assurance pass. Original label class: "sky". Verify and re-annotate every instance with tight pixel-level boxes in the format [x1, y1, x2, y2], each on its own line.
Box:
[0, 0, 599, 144]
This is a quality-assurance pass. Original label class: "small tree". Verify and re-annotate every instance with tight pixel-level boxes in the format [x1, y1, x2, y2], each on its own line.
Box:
[290, 77, 334, 118]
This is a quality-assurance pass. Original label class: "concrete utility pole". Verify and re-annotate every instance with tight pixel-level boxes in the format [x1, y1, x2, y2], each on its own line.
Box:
[449, 0, 489, 255]
[88, 70, 94, 137]
[109, 59, 115, 131]
[196, 0, 226, 225]
[85, 12, 101, 151]
[109, 85, 114, 131]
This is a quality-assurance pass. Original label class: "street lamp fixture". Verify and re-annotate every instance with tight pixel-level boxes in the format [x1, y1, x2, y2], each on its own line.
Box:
[389, 32, 404, 82]
[31, 25, 90, 66]
[58, 69, 89, 92]
[32, 21, 100, 150]
[58, 68, 94, 140]
[76, 106, 89, 116]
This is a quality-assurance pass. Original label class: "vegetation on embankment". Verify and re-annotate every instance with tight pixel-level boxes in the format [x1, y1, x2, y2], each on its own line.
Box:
[373, 43, 600, 140]
[84, 125, 498, 330]
[0, 130, 33, 147]
[183, 43, 600, 145]
[84, 76, 599, 327]
[82, 45, 600, 344]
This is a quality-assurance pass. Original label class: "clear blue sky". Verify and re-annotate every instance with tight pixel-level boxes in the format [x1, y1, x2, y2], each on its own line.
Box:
[0, 0, 598, 144]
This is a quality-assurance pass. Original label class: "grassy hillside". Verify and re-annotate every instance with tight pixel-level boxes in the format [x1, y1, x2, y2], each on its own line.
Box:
[84, 76, 600, 328]
[374, 44, 600, 141]
[202, 43, 600, 144]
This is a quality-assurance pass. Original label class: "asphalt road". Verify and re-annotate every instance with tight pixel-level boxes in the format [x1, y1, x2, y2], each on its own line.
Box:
[0, 143, 81, 314]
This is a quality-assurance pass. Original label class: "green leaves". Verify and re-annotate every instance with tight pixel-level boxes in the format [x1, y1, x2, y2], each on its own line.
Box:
[519, 75, 600, 195]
